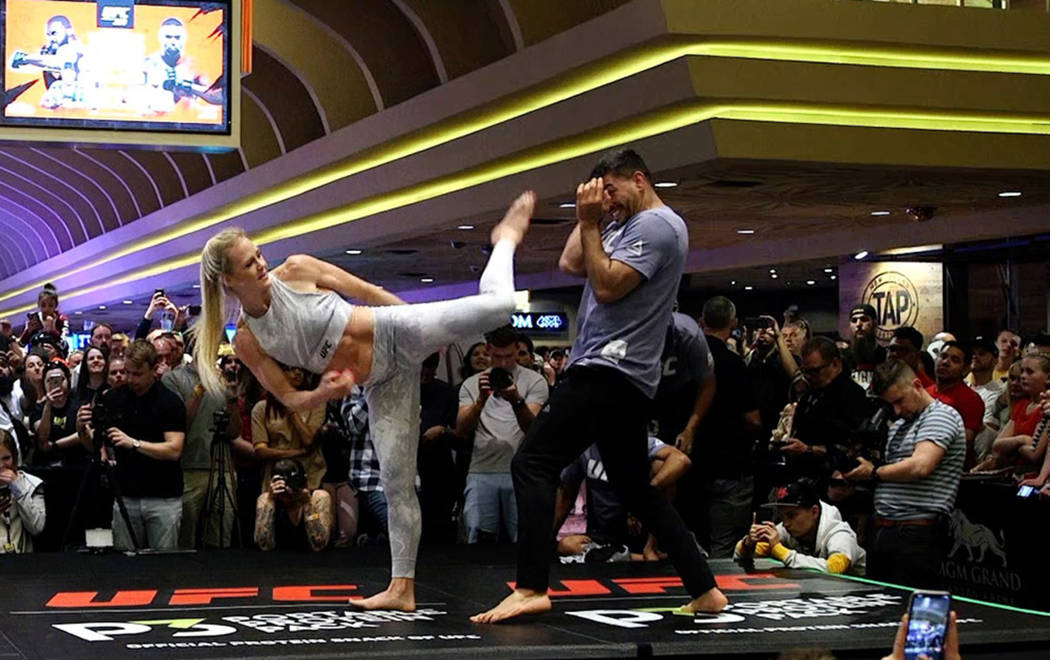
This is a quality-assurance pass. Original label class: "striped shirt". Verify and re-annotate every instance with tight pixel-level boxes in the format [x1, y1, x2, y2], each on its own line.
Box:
[874, 399, 964, 520]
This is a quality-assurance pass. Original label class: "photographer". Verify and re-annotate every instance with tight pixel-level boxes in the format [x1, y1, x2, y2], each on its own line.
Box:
[456, 325, 548, 543]
[844, 360, 965, 589]
[254, 458, 332, 552]
[0, 429, 46, 553]
[80, 340, 186, 550]
[734, 478, 865, 576]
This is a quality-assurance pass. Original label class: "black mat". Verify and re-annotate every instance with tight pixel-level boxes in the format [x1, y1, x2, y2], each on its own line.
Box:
[2, 547, 1048, 659]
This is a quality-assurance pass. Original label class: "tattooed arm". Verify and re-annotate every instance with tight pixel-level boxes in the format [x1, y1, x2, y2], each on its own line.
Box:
[304, 490, 333, 552]
[254, 493, 277, 551]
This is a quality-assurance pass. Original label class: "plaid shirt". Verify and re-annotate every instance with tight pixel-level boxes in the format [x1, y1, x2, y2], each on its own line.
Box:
[341, 386, 383, 492]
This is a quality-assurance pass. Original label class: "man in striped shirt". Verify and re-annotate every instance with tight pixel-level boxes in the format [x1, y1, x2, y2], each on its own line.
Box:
[844, 360, 965, 589]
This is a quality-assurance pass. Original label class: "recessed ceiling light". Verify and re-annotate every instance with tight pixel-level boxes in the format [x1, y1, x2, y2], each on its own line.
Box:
[771, 273, 778, 279]
[420, 277, 434, 283]
[871, 210, 891, 216]
[769, 268, 776, 273]
[457, 225, 475, 230]
[654, 181, 678, 188]
[74, 311, 82, 315]
[744, 285, 754, 291]
[730, 280, 737, 285]
[122, 300, 133, 305]
[824, 268, 833, 273]
[854, 251, 869, 260]
[192, 284, 200, 289]
[345, 249, 363, 255]
[831, 275, 838, 280]
[998, 191, 1022, 198]
[806, 280, 816, 285]
[559, 202, 576, 209]
[737, 229, 755, 235]
[98, 305, 107, 310]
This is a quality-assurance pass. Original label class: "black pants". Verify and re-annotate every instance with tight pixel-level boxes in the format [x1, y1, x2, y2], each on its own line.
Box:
[868, 519, 948, 589]
[511, 366, 716, 596]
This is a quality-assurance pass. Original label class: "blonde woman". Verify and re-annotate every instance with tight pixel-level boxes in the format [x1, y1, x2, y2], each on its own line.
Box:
[194, 192, 534, 611]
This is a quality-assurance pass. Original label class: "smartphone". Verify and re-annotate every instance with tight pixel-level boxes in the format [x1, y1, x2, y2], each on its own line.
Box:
[1018, 485, 1036, 498]
[188, 304, 202, 316]
[905, 590, 951, 660]
[744, 317, 771, 330]
[154, 288, 165, 298]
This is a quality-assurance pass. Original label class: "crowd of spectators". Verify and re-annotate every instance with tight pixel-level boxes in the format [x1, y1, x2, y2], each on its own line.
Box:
[1, 276, 1046, 604]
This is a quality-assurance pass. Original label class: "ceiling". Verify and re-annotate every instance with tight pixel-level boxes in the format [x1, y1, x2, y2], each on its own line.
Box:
[4, 0, 1050, 331]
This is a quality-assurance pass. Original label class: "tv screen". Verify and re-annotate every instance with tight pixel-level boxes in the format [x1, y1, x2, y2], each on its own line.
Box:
[0, 0, 238, 149]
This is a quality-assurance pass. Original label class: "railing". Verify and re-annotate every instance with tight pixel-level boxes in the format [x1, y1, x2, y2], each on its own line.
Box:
[865, 0, 1046, 10]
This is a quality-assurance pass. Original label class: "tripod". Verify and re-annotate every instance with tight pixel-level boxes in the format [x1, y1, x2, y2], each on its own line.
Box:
[63, 429, 139, 552]
[198, 408, 240, 549]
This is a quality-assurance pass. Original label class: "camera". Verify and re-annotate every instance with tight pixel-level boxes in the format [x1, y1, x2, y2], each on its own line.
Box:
[211, 408, 231, 444]
[826, 403, 889, 474]
[91, 398, 121, 433]
[488, 366, 514, 390]
[272, 461, 307, 492]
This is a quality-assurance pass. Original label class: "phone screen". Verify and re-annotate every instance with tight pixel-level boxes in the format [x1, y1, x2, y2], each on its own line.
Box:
[905, 591, 951, 660]
[1018, 485, 1035, 498]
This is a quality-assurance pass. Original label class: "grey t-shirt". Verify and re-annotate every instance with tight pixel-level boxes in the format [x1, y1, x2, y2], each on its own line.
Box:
[459, 365, 549, 473]
[659, 312, 715, 391]
[162, 364, 229, 470]
[569, 206, 689, 398]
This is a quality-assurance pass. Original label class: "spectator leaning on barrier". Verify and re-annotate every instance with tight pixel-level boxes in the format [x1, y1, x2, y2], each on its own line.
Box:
[80, 339, 186, 551]
[734, 478, 865, 576]
[844, 359, 964, 589]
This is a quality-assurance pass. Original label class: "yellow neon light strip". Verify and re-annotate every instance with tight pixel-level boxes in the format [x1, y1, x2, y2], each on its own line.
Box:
[4, 98, 1050, 317]
[3, 37, 1050, 307]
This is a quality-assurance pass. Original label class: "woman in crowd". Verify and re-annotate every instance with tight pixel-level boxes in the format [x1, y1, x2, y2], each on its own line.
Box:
[973, 353, 1050, 471]
[18, 350, 46, 421]
[0, 429, 46, 553]
[18, 283, 67, 346]
[194, 191, 532, 611]
[252, 364, 327, 491]
[460, 342, 490, 382]
[74, 344, 109, 404]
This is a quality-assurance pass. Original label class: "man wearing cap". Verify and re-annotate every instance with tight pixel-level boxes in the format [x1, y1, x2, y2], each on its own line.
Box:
[966, 337, 1004, 459]
[847, 304, 886, 391]
[734, 478, 865, 575]
[844, 359, 965, 589]
[927, 341, 984, 470]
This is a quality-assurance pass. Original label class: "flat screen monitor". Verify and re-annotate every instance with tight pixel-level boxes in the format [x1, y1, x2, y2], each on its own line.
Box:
[0, 0, 239, 150]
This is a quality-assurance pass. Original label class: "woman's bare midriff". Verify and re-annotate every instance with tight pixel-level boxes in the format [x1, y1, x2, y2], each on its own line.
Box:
[326, 305, 375, 383]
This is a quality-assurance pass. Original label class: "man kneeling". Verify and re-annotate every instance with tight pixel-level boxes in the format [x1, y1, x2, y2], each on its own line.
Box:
[734, 478, 866, 575]
[255, 459, 332, 552]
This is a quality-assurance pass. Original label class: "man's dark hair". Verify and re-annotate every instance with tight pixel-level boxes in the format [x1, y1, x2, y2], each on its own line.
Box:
[940, 340, 971, 364]
[550, 348, 565, 360]
[517, 334, 534, 353]
[588, 148, 651, 183]
[892, 326, 924, 351]
[702, 296, 736, 331]
[90, 322, 113, 339]
[536, 346, 549, 359]
[871, 359, 916, 397]
[422, 352, 440, 370]
[801, 336, 840, 363]
[126, 339, 158, 369]
[484, 325, 519, 349]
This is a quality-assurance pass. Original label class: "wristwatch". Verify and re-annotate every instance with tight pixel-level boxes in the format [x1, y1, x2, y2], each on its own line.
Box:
[871, 465, 881, 483]
[132, 439, 142, 450]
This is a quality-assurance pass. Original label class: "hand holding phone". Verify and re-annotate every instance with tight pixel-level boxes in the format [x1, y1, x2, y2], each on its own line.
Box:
[902, 591, 952, 660]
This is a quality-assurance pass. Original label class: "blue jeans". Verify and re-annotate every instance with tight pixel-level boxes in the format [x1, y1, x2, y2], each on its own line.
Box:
[462, 472, 517, 543]
[360, 489, 389, 533]
[112, 497, 182, 551]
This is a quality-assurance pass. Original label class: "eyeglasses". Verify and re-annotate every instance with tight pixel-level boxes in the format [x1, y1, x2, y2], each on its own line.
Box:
[802, 362, 830, 377]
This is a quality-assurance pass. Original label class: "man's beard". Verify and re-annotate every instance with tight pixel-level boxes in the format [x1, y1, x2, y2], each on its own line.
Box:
[853, 332, 880, 364]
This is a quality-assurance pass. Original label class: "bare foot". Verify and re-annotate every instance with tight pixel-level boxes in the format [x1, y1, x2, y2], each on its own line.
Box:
[679, 587, 728, 614]
[470, 589, 551, 624]
[491, 191, 535, 246]
[349, 578, 416, 612]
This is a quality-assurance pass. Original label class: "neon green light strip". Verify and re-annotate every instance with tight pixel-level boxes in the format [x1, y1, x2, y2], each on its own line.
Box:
[5, 98, 1049, 318]
[3, 36, 1050, 308]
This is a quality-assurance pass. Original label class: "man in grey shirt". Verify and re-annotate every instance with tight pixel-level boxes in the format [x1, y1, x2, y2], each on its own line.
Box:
[457, 326, 548, 543]
[474, 149, 724, 624]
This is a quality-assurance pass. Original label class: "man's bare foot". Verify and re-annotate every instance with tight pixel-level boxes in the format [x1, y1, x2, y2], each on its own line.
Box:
[470, 589, 551, 624]
[491, 191, 535, 246]
[349, 578, 416, 611]
[679, 587, 728, 614]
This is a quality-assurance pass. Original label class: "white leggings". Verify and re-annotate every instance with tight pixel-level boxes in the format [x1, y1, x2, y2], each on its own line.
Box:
[363, 240, 517, 578]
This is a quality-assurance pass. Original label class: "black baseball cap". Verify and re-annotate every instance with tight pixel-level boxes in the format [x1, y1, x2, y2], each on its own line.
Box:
[849, 304, 877, 320]
[762, 479, 820, 509]
[968, 336, 998, 358]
